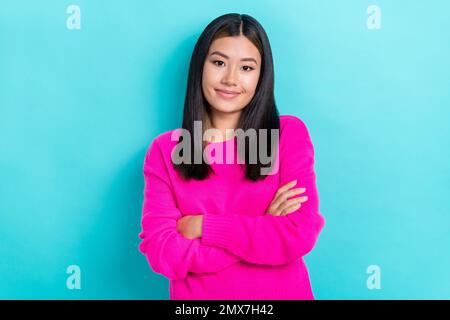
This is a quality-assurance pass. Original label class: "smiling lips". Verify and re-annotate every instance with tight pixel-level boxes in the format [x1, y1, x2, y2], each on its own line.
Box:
[215, 89, 240, 100]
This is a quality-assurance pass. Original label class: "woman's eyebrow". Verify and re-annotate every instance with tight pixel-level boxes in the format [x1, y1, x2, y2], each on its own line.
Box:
[209, 51, 258, 64]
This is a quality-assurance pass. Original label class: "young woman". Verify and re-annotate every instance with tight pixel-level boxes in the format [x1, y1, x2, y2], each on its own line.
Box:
[138, 13, 325, 300]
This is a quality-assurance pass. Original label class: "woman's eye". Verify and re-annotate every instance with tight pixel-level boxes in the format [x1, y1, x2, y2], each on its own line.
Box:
[212, 60, 254, 72]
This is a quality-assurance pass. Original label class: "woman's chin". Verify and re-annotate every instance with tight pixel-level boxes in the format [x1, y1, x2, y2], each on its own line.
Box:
[210, 105, 242, 114]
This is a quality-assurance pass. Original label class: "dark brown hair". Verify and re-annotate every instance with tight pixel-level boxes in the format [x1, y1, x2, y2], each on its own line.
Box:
[174, 13, 280, 181]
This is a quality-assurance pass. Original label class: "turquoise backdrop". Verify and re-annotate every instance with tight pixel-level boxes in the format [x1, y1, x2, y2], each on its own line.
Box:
[1, 0, 449, 299]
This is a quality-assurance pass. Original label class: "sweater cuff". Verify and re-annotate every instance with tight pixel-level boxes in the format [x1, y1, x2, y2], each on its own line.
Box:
[201, 214, 234, 249]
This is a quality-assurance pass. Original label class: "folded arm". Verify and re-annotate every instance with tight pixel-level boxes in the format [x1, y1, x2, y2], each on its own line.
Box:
[201, 117, 326, 265]
[138, 138, 241, 281]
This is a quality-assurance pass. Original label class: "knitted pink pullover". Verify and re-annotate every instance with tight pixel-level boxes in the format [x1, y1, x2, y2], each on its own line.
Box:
[138, 115, 325, 300]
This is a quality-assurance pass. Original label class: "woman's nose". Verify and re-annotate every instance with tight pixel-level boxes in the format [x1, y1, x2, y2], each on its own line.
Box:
[222, 67, 238, 86]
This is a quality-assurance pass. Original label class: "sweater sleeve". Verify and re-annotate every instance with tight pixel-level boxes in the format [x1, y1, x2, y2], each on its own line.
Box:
[138, 137, 241, 281]
[201, 116, 326, 265]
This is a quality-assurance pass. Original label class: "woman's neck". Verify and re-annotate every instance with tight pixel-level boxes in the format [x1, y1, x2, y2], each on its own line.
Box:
[204, 111, 241, 142]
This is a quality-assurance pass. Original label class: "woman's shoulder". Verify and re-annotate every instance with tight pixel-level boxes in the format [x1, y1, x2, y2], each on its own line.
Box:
[143, 128, 181, 163]
[157, 128, 179, 142]
[279, 114, 311, 138]
[278, 114, 314, 159]
[147, 128, 181, 148]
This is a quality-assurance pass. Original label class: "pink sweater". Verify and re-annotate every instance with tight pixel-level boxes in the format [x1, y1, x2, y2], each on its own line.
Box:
[138, 115, 325, 300]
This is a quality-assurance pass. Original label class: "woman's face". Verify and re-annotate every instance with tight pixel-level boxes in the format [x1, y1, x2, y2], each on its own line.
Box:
[202, 35, 262, 117]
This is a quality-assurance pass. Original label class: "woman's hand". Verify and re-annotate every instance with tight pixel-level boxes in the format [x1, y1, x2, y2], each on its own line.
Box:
[266, 179, 308, 216]
[177, 214, 203, 239]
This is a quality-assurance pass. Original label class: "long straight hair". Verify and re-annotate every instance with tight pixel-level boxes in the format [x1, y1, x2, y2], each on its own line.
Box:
[174, 13, 280, 181]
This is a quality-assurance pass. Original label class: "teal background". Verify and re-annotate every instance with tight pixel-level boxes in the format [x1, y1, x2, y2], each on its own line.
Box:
[1, 0, 449, 299]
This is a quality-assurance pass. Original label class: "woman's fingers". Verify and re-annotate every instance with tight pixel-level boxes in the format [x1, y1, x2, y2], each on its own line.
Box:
[274, 180, 298, 198]
[266, 180, 308, 216]
[280, 203, 302, 216]
[267, 193, 307, 216]
[279, 196, 308, 215]
[271, 187, 306, 210]
[279, 196, 308, 212]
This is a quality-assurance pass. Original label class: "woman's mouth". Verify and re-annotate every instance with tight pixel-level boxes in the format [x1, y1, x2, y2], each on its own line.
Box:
[215, 89, 240, 100]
